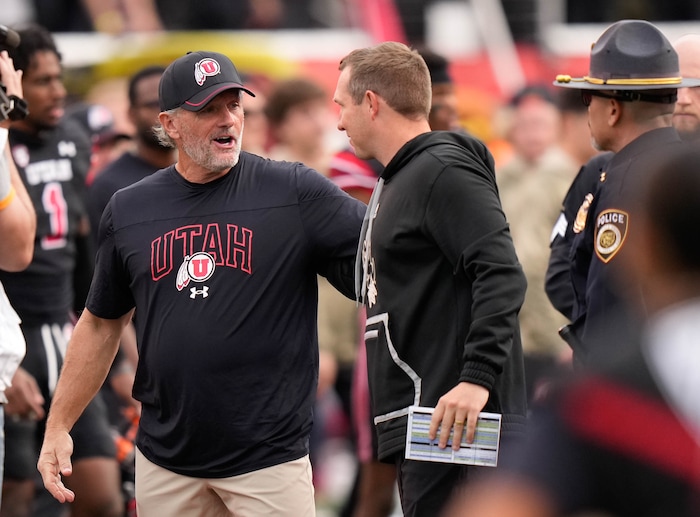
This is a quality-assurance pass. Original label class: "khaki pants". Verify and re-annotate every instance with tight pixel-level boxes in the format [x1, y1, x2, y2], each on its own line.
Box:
[135, 448, 316, 516]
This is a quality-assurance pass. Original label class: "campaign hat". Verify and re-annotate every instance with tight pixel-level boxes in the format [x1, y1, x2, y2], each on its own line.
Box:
[554, 19, 700, 91]
[159, 51, 255, 112]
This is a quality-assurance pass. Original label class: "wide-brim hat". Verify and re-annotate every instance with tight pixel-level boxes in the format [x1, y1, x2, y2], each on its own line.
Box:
[554, 19, 700, 91]
[159, 51, 255, 112]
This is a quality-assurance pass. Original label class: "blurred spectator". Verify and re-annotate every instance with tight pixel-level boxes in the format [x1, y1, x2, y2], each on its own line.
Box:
[66, 102, 133, 184]
[240, 76, 271, 156]
[496, 85, 581, 404]
[86, 130, 134, 183]
[673, 34, 700, 142]
[416, 46, 461, 132]
[447, 142, 700, 517]
[265, 77, 337, 174]
[556, 88, 599, 166]
[329, 149, 381, 204]
[498, 85, 560, 171]
[87, 65, 173, 245]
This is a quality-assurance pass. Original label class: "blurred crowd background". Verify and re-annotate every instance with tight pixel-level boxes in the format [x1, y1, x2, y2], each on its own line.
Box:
[2, 2, 700, 516]
[3, 0, 700, 159]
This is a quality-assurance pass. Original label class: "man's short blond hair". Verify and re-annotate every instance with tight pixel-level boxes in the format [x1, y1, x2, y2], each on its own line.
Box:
[339, 41, 432, 120]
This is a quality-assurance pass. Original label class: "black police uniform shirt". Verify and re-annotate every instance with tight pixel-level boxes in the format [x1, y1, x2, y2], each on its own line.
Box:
[87, 152, 365, 478]
[568, 127, 683, 364]
[0, 118, 91, 325]
[359, 131, 527, 461]
[545, 152, 613, 321]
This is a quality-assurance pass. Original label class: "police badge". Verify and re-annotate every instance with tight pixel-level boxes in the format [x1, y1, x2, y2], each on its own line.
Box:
[595, 209, 629, 263]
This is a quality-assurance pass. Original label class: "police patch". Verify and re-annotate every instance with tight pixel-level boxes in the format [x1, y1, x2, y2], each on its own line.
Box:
[595, 209, 629, 263]
[573, 193, 594, 234]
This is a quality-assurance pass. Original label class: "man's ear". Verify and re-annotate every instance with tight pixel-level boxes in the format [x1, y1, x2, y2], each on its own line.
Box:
[159, 111, 178, 139]
[366, 90, 379, 118]
[608, 98, 622, 127]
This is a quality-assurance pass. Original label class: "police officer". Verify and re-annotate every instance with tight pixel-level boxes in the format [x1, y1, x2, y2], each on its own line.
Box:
[550, 19, 700, 367]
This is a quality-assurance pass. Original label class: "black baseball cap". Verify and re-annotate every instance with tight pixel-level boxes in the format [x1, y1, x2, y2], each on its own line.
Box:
[159, 51, 255, 112]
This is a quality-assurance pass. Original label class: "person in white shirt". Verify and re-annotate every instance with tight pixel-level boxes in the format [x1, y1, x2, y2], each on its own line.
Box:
[0, 47, 38, 508]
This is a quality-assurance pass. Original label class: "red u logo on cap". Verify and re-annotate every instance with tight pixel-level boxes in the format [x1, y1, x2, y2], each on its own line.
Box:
[194, 58, 221, 86]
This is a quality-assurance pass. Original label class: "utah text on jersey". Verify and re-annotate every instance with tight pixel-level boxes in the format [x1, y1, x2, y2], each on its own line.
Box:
[150, 223, 253, 297]
[12, 141, 81, 251]
[595, 209, 628, 263]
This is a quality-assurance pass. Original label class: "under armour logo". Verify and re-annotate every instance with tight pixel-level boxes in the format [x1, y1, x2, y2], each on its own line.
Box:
[58, 141, 77, 157]
[190, 286, 209, 298]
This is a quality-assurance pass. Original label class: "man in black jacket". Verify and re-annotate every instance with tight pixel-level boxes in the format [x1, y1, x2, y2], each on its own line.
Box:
[334, 41, 527, 517]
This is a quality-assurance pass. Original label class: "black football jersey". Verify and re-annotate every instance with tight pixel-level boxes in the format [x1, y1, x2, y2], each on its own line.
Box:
[0, 118, 91, 324]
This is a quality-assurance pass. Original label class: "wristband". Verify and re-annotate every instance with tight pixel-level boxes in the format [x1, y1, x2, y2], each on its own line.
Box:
[0, 185, 16, 211]
[7, 95, 29, 121]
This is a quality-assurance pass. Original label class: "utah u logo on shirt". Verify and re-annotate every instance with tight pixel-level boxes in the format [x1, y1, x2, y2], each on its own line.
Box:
[176, 251, 216, 291]
[150, 222, 253, 299]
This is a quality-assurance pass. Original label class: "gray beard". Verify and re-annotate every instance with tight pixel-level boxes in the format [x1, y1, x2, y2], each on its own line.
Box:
[181, 126, 244, 173]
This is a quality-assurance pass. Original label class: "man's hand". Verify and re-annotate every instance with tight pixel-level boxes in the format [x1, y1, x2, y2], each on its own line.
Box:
[428, 381, 489, 450]
[5, 366, 45, 421]
[0, 50, 24, 128]
[37, 428, 76, 503]
[0, 50, 23, 98]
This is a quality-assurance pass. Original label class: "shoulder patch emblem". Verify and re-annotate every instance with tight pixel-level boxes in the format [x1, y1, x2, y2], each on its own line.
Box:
[595, 209, 629, 263]
[573, 193, 594, 234]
